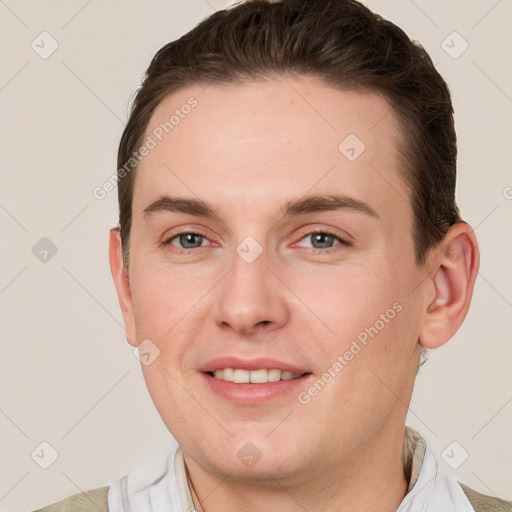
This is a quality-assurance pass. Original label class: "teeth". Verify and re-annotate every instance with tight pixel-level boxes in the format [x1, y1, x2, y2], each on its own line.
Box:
[249, 369, 267, 384]
[211, 368, 303, 383]
[221, 368, 234, 381]
[233, 369, 250, 383]
[267, 369, 281, 382]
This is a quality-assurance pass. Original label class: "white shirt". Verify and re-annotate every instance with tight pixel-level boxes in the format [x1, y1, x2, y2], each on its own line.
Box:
[107, 426, 475, 512]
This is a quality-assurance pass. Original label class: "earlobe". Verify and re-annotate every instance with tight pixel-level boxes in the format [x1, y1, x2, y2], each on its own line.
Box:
[419, 223, 480, 349]
[109, 228, 138, 346]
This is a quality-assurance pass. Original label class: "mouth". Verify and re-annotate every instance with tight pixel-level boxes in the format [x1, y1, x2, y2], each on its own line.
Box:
[198, 357, 313, 404]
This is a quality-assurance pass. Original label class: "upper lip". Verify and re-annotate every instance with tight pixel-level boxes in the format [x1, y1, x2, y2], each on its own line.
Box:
[199, 356, 310, 374]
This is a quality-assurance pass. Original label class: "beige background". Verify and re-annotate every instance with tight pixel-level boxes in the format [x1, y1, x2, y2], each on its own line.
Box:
[0, 1, 511, 510]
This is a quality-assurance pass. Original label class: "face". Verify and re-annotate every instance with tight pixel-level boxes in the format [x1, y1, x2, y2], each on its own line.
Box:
[113, 77, 430, 485]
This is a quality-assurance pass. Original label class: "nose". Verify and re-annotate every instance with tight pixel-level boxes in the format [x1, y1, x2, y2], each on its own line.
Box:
[212, 242, 289, 337]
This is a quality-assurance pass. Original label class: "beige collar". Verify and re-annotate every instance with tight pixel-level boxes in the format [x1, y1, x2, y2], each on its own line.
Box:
[403, 426, 427, 494]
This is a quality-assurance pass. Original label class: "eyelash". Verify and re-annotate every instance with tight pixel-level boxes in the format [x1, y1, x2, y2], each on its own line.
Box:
[294, 229, 352, 254]
[162, 229, 351, 255]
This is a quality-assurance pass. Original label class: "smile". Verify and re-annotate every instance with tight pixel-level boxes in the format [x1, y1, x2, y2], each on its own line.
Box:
[210, 368, 304, 383]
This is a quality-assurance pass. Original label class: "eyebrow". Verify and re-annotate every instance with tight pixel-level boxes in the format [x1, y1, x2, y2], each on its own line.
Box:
[142, 194, 379, 221]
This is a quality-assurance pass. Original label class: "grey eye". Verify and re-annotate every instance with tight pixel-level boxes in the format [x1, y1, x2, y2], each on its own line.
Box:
[309, 233, 336, 249]
[175, 233, 205, 249]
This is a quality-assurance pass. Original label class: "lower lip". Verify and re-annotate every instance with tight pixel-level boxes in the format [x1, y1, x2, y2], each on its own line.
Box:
[200, 372, 313, 405]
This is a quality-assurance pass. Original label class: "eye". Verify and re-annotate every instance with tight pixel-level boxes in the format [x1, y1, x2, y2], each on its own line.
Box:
[164, 231, 209, 250]
[294, 230, 351, 253]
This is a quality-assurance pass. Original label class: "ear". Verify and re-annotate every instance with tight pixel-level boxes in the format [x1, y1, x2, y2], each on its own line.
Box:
[419, 222, 480, 349]
[109, 228, 138, 346]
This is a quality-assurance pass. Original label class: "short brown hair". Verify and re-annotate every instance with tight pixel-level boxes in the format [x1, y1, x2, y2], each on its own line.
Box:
[117, 0, 462, 272]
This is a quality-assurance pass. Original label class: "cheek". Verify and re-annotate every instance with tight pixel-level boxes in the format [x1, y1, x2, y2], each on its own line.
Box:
[290, 258, 418, 398]
[130, 276, 170, 336]
[289, 260, 399, 343]
[129, 255, 200, 332]
[128, 261, 212, 375]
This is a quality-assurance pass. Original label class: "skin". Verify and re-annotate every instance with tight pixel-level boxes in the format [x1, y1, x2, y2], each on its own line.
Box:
[110, 76, 479, 512]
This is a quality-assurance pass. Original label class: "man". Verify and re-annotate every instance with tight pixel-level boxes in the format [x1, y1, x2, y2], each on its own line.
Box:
[35, 0, 511, 510]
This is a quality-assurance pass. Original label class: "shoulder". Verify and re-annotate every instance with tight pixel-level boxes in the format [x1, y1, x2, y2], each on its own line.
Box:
[32, 486, 109, 512]
[459, 482, 512, 512]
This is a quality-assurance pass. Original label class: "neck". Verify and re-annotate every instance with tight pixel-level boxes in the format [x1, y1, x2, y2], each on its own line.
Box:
[184, 422, 409, 512]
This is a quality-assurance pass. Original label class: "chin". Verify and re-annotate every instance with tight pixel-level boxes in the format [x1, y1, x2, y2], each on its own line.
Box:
[192, 435, 308, 482]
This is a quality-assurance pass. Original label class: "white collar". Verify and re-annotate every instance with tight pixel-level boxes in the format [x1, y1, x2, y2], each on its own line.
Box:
[107, 427, 475, 512]
[398, 427, 475, 512]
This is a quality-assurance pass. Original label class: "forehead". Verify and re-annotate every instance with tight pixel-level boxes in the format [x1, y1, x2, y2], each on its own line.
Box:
[134, 76, 410, 225]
